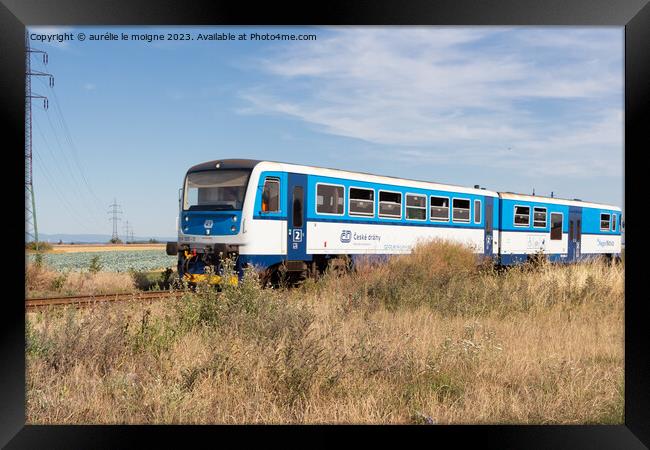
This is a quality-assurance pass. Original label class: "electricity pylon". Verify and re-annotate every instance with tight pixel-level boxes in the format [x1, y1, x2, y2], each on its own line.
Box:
[26, 31, 53, 249]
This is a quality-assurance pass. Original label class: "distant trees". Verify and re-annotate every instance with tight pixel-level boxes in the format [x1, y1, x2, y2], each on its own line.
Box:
[25, 241, 53, 251]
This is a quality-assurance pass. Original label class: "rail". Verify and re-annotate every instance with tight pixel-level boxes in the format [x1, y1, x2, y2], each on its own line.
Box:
[26, 290, 182, 310]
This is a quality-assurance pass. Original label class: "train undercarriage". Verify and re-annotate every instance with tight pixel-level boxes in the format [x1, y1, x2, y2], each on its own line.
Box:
[167, 241, 352, 288]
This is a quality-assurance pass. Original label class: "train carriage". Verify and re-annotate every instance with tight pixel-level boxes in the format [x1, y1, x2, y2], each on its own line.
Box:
[167, 159, 622, 284]
[498, 193, 622, 264]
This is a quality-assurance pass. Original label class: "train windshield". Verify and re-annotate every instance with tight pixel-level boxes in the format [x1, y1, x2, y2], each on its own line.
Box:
[183, 169, 250, 211]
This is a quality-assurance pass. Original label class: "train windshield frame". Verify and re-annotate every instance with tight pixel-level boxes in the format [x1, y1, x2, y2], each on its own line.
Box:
[183, 169, 251, 211]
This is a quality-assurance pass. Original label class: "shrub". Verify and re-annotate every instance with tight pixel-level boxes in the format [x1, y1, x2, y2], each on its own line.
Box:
[33, 252, 44, 267]
[348, 239, 478, 311]
[88, 255, 103, 274]
[50, 273, 68, 291]
[26, 241, 53, 252]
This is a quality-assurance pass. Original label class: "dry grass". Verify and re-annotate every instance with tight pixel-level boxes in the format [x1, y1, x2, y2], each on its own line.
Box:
[26, 262, 136, 298]
[26, 241, 624, 424]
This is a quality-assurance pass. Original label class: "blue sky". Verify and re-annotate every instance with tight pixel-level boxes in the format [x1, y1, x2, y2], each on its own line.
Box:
[27, 26, 624, 238]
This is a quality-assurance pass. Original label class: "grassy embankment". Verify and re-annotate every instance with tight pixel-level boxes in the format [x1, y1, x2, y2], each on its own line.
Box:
[26, 240, 624, 424]
[26, 258, 173, 298]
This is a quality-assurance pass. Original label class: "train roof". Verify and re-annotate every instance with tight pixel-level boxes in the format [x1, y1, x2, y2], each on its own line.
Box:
[186, 159, 620, 209]
[499, 192, 621, 211]
[188, 158, 499, 197]
[187, 159, 261, 172]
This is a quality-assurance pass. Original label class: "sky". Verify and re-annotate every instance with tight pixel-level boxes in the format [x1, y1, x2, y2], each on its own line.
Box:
[27, 26, 624, 238]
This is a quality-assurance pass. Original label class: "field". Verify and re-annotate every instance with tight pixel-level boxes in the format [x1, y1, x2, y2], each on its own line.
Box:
[45, 243, 166, 254]
[26, 249, 176, 273]
[25, 241, 624, 424]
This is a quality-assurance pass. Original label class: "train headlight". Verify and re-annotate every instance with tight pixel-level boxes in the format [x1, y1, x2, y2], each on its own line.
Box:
[232, 215, 237, 222]
[230, 225, 236, 232]
[185, 216, 189, 222]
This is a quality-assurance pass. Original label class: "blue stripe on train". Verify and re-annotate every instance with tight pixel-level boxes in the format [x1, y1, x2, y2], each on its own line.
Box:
[252, 215, 484, 229]
[499, 252, 621, 266]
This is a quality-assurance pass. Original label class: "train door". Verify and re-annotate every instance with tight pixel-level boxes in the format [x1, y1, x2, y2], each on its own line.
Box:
[287, 173, 308, 261]
[484, 197, 494, 257]
[568, 206, 582, 262]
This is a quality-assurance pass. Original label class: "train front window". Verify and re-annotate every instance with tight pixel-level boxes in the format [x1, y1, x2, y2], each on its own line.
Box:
[184, 169, 250, 211]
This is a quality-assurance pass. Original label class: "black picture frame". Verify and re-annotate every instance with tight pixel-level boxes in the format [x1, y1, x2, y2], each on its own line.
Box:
[1, 0, 648, 447]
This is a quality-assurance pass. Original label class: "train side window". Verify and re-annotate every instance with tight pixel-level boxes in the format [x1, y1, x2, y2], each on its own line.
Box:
[600, 213, 611, 231]
[452, 198, 470, 222]
[550, 213, 562, 240]
[474, 199, 481, 223]
[406, 194, 426, 220]
[261, 178, 280, 213]
[430, 196, 449, 221]
[533, 207, 547, 228]
[514, 205, 530, 227]
[349, 187, 374, 217]
[379, 191, 402, 218]
[316, 183, 344, 215]
[612, 214, 617, 231]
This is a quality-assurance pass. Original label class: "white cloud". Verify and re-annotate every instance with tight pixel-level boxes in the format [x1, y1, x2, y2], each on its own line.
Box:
[83, 83, 96, 91]
[239, 27, 623, 178]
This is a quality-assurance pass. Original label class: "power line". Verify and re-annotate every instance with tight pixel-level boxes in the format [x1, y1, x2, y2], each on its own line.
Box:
[32, 120, 106, 230]
[35, 83, 106, 225]
[48, 84, 105, 208]
[34, 73, 106, 213]
[32, 150, 98, 234]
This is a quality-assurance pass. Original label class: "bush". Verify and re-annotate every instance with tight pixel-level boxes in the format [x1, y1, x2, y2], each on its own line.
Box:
[174, 260, 315, 342]
[50, 273, 68, 291]
[88, 255, 103, 274]
[26, 242, 53, 252]
[33, 252, 44, 267]
[349, 239, 479, 311]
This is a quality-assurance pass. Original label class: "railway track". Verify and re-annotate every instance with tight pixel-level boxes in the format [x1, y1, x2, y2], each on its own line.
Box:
[26, 290, 182, 310]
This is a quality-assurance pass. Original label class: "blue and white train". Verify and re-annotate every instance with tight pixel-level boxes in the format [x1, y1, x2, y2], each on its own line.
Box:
[166, 159, 622, 284]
